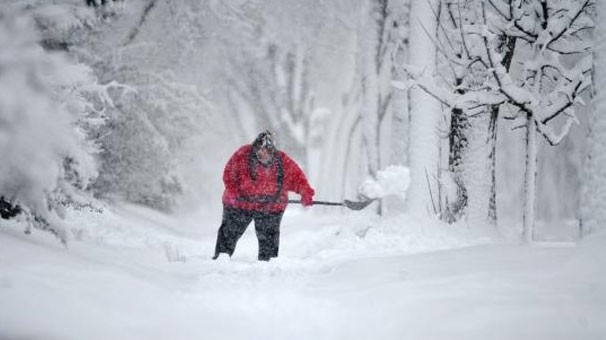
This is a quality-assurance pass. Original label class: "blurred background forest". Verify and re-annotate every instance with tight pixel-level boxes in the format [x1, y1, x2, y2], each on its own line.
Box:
[0, 0, 600, 241]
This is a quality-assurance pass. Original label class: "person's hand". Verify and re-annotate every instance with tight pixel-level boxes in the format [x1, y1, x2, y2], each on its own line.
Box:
[301, 193, 313, 207]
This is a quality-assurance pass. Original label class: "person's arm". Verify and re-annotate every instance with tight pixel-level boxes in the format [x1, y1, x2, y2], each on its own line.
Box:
[222, 147, 247, 202]
[281, 153, 315, 206]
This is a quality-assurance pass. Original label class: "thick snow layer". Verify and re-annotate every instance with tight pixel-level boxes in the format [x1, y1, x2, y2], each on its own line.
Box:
[1, 205, 605, 340]
[358, 165, 410, 200]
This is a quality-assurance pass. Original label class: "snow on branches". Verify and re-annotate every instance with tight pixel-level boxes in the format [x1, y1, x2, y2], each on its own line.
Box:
[400, 0, 593, 236]
[0, 6, 116, 243]
[403, 0, 593, 146]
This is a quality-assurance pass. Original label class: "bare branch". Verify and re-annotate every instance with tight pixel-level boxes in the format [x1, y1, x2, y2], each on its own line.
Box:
[378, 92, 392, 122]
[541, 79, 587, 124]
[512, 19, 539, 40]
[511, 123, 526, 131]
[486, 0, 511, 20]
[546, 45, 591, 55]
[466, 101, 505, 112]
[414, 14, 463, 74]
[545, 0, 592, 50]
[413, 81, 453, 107]
[437, 1, 460, 54]
[534, 116, 578, 146]
[123, 0, 158, 46]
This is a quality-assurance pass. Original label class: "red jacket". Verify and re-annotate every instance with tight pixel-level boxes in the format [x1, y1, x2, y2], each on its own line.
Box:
[222, 145, 315, 212]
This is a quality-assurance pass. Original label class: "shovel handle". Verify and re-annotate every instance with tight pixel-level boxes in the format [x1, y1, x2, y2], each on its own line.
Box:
[287, 200, 343, 206]
[288, 198, 376, 210]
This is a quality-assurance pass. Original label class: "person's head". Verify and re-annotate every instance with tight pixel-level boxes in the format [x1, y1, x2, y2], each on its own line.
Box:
[252, 130, 276, 165]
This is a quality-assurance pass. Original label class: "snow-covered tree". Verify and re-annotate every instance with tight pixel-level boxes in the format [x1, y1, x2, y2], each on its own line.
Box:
[581, 0, 605, 236]
[431, 0, 503, 228]
[389, 0, 411, 169]
[347, 0, 413, 215]
[404, 0, 443, 218]
[356, 0, 381, 184]
[403, 0, 593, 238]
[0, 5, 112, 241]
[351, 0, 389, 213]
[484, 0, 593, 241]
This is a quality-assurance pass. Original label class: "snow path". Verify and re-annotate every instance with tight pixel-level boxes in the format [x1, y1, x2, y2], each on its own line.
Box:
[1, 206, 605, 340]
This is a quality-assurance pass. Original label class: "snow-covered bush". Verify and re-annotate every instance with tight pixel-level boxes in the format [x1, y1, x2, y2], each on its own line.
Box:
[90, 67, 210, 211]
[0, 9, 109, 241]
[62, 0, 218, 211]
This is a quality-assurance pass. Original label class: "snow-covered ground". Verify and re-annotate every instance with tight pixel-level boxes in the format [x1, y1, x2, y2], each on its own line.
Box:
[1, 204, 605, 340]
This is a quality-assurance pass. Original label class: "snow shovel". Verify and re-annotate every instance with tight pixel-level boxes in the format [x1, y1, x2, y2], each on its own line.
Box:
[287, 198, 376, 211]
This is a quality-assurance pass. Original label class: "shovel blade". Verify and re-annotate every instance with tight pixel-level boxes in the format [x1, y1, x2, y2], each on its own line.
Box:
[343, 198, 376, 210]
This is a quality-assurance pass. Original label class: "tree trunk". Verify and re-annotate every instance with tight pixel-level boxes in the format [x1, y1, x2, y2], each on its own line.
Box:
[406, 0, 441, 218]
[389, 0, 409, 168]
[487, 106, 499, 224]
[523, 114, 538, 242]
[390, 68, 409, 168]
[462, 109, 495, 230]
[447, 89, 470, 222]
[362, 0, 381, 177]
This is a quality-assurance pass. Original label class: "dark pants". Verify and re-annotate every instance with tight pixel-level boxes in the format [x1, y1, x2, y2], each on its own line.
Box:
[213, 206, 284, 261]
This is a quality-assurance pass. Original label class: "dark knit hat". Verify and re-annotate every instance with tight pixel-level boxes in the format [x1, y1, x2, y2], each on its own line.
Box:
[252, 130, 276, 152]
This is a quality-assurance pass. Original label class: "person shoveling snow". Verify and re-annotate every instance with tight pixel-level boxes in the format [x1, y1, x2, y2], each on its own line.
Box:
[212, 130, 315, 262]
[212, 131, 410, 262]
